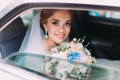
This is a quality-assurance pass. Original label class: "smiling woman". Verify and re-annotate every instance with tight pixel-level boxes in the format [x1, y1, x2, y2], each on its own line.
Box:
[19, 9, 73, 54]
[40, 9, 72, 51]
[14, 9, 97, 80]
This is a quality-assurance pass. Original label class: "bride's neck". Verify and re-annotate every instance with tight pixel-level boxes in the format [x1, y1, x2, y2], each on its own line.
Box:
[44, 38, 58, 51]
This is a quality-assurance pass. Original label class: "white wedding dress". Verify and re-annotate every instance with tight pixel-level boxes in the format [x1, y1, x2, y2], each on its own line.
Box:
[17, 9, 120, 80]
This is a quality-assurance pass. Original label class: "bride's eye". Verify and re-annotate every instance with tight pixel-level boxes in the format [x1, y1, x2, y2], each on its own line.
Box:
[65, 22, 71, 27]
[52, 21, 59, 26]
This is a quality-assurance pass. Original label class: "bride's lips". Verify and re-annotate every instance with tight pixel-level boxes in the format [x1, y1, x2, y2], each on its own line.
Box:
[55, 34, 65, 39]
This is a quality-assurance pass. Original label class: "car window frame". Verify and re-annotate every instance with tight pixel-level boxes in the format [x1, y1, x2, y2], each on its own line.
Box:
[0, 2, 120, 31]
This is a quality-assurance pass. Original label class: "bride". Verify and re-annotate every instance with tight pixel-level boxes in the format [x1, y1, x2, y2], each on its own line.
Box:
[40, 9, 72, 51]
[17, 9, 120, 80]
[16, 9, 74, 74]
[19, 9, 72, 54]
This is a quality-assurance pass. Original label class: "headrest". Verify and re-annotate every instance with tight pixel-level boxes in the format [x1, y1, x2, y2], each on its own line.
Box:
[0, 17, 26, 59]
[0, 17, 26, 42]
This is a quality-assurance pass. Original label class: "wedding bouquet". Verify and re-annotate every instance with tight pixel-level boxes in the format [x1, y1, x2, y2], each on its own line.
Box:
[42, 38, 96, 80]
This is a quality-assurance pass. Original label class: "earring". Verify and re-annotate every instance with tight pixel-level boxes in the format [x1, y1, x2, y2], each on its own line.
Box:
[45, 30, 48, 38]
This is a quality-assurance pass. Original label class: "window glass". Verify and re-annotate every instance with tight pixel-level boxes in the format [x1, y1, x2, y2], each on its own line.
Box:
[89, 10, 120, 19]
[20, 10, 34, 27]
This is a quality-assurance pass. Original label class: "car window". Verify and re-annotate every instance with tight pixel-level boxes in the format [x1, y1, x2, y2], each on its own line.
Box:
[20, 9, 41, 28]
[1, 8, 120, 59]
[1, 7, 120, 80]
[5, 52, 89, 79]
[4, 52, 51, 79]
[89, 10, 120, 19]
[20, 10, 35, 27]
[4, 52, 120, 80]
[89, 10, 109, 18]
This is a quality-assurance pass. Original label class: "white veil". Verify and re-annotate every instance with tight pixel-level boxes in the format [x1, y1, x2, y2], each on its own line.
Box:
[19, 10, 47, 54]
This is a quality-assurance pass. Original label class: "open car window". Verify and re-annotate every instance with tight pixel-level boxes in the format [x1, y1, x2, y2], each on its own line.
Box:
[0, 3, 120, 79]
[4, 52, 120, 80]
[1, 8, 120, 59]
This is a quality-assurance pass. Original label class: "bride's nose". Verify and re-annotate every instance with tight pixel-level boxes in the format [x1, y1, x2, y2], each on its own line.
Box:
[58, 25, 64, 33]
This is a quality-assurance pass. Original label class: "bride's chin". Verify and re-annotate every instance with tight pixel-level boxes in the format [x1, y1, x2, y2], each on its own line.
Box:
[53, 40, 62, 45]
[55, 41, 63, 45]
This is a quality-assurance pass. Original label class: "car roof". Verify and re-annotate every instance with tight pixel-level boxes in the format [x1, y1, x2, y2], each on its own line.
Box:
[0, 0, 14, 11]
[23, 0, 120, 7]
[0, 0, 120, 18]
[1, 0, 120, 9]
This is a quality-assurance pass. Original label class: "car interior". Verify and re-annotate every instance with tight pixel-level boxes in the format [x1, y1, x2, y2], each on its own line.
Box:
[0, 17, 26, 59]
[0, 9, 120, 60]
[82, 11, 120, 60]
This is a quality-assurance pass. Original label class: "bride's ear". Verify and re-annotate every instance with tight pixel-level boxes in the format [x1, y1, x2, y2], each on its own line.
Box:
[43, 24, 48, 38]
[43, 24, 47, 31]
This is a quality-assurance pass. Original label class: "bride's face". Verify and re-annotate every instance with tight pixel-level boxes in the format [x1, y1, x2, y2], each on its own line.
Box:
[43, 10, 72, 44]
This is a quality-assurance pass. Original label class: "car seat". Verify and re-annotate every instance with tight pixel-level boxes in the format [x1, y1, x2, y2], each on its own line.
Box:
[0, 17, 26, 59]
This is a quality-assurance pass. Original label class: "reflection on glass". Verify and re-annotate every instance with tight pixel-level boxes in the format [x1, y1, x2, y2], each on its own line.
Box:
[89, 10, 109, 18]
[4, 52, 120, 80]
[89, 10, 120, 19]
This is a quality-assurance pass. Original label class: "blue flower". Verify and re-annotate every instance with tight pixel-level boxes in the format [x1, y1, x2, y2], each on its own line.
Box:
[68, 51, 80, 63]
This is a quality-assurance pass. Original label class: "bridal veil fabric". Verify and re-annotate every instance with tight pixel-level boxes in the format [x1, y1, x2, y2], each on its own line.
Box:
[15, 10, 47, 71]
[19, 10, 47, 54]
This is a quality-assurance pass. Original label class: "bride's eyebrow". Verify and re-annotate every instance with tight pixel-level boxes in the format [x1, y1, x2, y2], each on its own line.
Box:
[51, 19, 59, 22]
[50, 19, 71, 23]
[66, 20, 71, 22]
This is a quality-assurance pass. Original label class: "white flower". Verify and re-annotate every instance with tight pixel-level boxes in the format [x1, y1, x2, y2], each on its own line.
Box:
[43, 61, 52, 74]
[50, 47, 59, 53]
[84, 48, 91, 56]
[55, 60, 75, 79]
[76, 43, 84, 50]
[78, 64, 88, 73]
[78, 50, 87, 62]
[73, 38, 77, 41]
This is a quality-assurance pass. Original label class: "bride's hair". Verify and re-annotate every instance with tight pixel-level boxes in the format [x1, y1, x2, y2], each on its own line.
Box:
[40, 9, 58, 24]
[40, 9, 73, 33]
